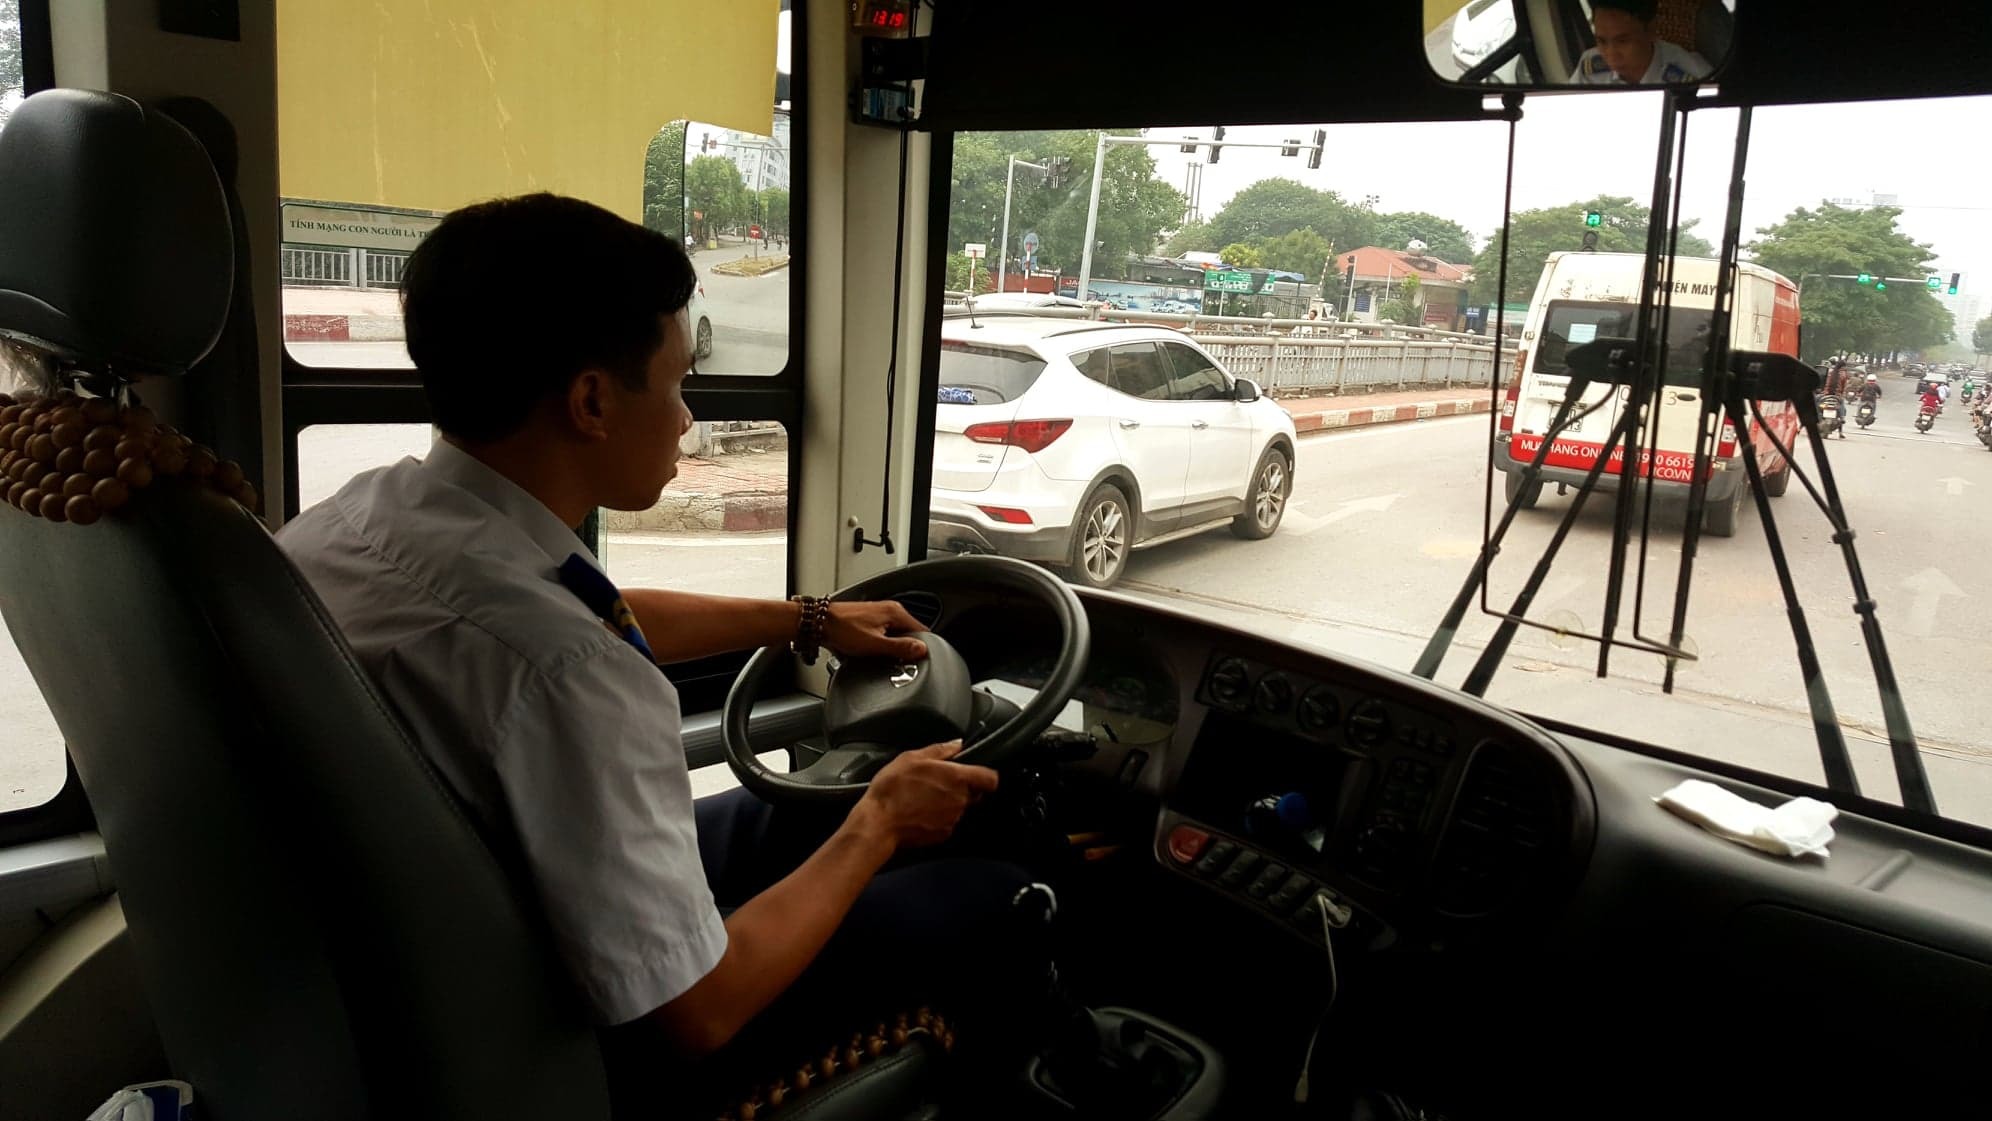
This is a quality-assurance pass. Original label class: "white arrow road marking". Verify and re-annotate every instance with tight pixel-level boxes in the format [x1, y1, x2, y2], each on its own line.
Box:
[1283, 493, 1404, 537]
[1938, 476, 1974, 496]
[1899, 567, 1966, 637]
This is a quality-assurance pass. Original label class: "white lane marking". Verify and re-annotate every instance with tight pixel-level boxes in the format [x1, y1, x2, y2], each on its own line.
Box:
[1283, 493, 1404, 537]
[1899, 567, 1967, 637]
[1939, 475, 1975, 496]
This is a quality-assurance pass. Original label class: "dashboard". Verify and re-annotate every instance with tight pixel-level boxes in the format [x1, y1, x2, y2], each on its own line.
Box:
[937, 587, 1597, 947]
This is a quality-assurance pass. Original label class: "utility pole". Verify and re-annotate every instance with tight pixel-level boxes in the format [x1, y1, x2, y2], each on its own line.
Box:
[998, 155, 1049, 296]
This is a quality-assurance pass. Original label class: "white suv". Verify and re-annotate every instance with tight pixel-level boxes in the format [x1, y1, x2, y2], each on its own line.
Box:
[928, 316, 1297, 588]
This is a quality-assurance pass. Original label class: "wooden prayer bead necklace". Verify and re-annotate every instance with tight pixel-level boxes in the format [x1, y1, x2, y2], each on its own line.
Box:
[0, 389, 259, 523]
[721, 1007, 954, 1121]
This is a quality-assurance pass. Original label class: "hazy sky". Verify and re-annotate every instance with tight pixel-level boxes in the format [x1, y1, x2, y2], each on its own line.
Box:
[1142, 92, 1992, 295]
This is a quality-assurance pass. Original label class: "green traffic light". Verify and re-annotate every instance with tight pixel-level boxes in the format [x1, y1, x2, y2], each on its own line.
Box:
[1927, 276, 1942, 289]
[1875, 281, 1887, 291]
[1584, 211, 1602, 227]
[1857, 273, 1872, 284]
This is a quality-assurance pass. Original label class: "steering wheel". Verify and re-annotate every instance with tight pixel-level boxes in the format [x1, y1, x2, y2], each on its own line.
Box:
[722, 556, 1091, 803]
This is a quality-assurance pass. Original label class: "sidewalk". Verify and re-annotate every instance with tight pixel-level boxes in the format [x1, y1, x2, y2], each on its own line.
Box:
[610, 386, 1493, 534]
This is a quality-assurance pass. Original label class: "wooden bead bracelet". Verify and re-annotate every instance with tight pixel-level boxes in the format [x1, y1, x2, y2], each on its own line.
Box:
[0, 388, 259, 523]
[718, 1006, 954, 1121]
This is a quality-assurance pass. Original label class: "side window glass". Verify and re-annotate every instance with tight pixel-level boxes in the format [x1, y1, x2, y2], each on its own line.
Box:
[1160, 343, 1230, 401]
[1074, 347, 1112, 388]
[1108, 342, 1171, 401]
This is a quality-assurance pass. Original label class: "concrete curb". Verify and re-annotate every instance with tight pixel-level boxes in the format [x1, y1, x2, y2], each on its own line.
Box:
[284, 314, 404, 343]
[604, 491, 786, 535]
[1289, 396, 1489, 433]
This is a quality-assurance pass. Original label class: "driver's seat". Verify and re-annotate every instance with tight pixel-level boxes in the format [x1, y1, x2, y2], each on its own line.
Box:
[0, 90, 937, 1120]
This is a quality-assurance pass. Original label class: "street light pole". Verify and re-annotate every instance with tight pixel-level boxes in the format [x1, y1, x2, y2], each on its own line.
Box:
[998, 155, 1048, 295]
[1077, 134, 1111, 302]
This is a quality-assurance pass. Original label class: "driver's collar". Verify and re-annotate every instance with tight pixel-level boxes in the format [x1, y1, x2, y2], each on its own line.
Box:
[422, 437, 603, 572]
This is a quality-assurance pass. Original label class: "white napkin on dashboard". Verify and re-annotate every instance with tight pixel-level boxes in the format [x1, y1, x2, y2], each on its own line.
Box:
[1655, 779, 1837, 858]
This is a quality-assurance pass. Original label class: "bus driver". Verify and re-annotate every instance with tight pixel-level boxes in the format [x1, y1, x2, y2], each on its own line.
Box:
[279, 193, 1036, 1108]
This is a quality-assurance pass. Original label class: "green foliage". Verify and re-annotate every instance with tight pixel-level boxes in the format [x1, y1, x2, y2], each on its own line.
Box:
[1257, 228, 1333, 279]
[1163, 219, 1220, 257]
[1372, 211, 1477, 262]
[1, 0, 24, 128]
[1748, 203, 1954, 361]
[1204, 178, 1377, 261]
[1470, 195, 1714, 306]
[1974, 314, 1992, 355]
[1378, 273, 1422, 324]
[1219, 242, 1264, 268]
[686, 154, 749, 240]
[758, 188, 790, 236]
[947, 130, 1186, 279]
[641, 123, 688, 240]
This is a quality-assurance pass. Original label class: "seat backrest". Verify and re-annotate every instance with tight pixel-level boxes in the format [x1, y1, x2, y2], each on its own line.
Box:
[0, 90, 608, 1119]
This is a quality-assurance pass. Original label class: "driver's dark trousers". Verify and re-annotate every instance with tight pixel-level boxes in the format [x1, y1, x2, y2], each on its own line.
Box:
[602, 786, 1045, 1117]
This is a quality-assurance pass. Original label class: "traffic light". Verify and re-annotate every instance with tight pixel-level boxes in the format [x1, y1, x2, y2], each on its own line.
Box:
[1949, 272, 1961, 295]
[1208, 126, 1226, 164]
[1875, 281, 1887, 291]
[1180, 136, 1198, 154]
[1045, 156, 1071, 189]
[1581, 230, 1599, 251]
[1927, 276, 1942, 289]
[1345, 254, 1356, 286]
[1584, 210, 1603, 227]
[1857, 272, 1873, 285]
[1307, 128, 1326, 170]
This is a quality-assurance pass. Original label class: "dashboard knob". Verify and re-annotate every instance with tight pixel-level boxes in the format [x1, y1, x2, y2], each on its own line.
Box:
[1346, 698, 1392, 749]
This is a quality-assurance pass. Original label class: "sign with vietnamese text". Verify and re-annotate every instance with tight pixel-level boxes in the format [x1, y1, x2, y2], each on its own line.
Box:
[963, 242, 987, 259]
[281, 201, 440, 252]
[1205, 269, 1257, 293]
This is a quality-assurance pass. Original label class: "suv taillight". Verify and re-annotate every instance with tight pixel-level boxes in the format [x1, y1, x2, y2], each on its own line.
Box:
[963, 419, 1073, 454]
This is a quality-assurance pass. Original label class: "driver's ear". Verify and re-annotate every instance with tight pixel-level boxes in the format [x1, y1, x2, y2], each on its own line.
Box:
[566, 369, 611, 440]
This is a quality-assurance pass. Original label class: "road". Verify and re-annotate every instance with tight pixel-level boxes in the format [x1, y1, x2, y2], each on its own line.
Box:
[7, 381, 1988, 823]
[284, 240, 792, 376]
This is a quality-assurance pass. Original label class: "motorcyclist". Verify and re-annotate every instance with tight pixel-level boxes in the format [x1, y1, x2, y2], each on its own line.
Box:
[1858, 373, 1882, 404]
[1919, 385, 1943, 417]
[1822, 360, 1852, 399]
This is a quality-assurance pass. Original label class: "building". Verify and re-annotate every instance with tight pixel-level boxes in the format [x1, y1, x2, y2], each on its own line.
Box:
[1325, 245, 1473, 330]
[709, 108, 791, 193]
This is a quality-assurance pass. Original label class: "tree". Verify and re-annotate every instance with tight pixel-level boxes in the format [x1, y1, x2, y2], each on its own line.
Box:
[945, 130, 1186, 279]
[1219, 242, 1264, 268]
[1258, 228, 1332, 279]
[0, 0, 22, 129]
[1203, 178, 1376, 260]
[641, 122, 688, 240]
[1379, 273, 1422, 325]
[1163, 219, 1219, 257]
[1470, 195, 1714, 306]
[1748, 203, 1954, 361]
[686, 155, 748, 240]
[1373, 210, 1477, 262]
[1974, 314, 1992, 356]
[758, 187, 790, 236]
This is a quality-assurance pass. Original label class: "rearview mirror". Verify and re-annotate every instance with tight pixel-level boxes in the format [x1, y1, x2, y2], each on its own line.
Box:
[1234, 378, 1262, 403]
[1425, 0, 1735, 90]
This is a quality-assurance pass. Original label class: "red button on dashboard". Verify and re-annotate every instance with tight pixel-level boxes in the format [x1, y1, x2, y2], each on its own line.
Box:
[1167, 824, 1210, 865]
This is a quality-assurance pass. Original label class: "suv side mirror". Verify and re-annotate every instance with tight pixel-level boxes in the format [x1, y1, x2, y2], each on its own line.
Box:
[1233, 377, 1261, 403]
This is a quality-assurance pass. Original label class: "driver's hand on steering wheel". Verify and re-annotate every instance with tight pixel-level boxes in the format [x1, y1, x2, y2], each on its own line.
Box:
[850, 741, 1000, 851]
[825, 600, 929, 661]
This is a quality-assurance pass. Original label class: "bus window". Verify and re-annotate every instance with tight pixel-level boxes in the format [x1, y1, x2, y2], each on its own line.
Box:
[0, 355, 66, 813]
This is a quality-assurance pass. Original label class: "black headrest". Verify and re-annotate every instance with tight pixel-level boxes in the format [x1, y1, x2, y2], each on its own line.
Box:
[0, 89, 233, 377]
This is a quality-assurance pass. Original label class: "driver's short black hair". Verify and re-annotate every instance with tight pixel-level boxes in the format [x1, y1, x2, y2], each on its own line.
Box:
[1592, 0, 1659, 20]
[401, 192, 698, 443]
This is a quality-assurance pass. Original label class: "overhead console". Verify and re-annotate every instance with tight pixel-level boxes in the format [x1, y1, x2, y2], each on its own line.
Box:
[1157, 650, 1596, 942]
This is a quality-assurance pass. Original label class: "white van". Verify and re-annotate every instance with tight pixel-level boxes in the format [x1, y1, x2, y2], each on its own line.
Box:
[1494, 252, 1803, 536]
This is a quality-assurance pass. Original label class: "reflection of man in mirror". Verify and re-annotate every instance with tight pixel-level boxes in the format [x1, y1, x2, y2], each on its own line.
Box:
[1575, 0, 1712, 85]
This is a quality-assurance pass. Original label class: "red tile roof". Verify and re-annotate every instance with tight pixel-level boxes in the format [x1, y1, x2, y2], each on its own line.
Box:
[1340, 245, 1471, 284]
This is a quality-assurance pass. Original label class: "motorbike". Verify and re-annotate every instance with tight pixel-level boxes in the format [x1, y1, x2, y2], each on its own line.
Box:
[1855, 397, 1878, 428]
[1817, 394, 1846, 438]
[1915, 406, 1937, 433]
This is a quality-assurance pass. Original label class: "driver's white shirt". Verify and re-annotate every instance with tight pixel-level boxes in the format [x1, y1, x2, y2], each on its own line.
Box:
[278, 438, 726, 1025]
[1574, 38, 1711, 85]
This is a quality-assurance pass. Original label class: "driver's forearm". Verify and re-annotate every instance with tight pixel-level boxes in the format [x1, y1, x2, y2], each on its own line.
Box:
[646, 807, 896, 1056]
[620, 588, 802, 664]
